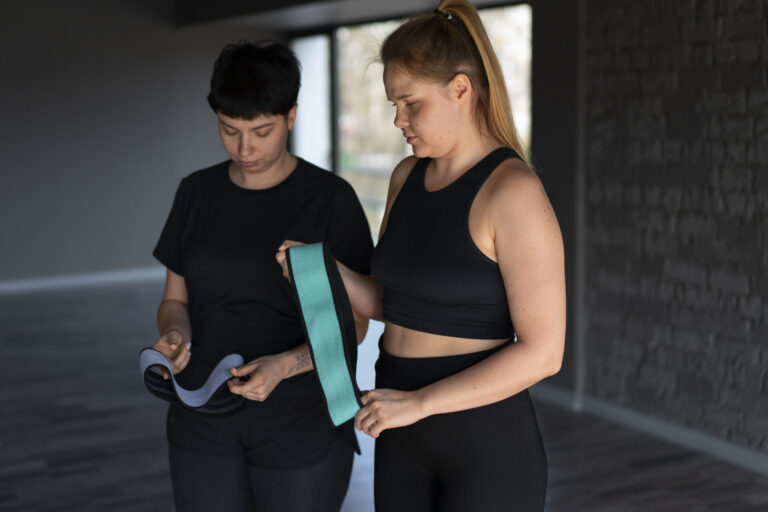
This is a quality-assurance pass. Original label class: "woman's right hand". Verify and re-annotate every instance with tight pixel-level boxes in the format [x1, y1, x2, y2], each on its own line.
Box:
[151, 330, 191, 380]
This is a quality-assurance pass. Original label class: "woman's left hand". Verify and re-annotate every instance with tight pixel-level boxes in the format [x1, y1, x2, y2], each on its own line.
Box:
[355, 388, 426, 438]
[275, 240, 306, 282]
[228, 355, 287, 401]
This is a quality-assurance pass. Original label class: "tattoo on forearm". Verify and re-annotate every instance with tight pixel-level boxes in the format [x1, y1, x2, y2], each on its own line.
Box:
[295, 349, 311, 372]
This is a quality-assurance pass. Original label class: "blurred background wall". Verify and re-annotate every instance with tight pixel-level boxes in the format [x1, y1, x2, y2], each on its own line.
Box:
[581, 0, 768, 453]
[0, 0, 273, 283]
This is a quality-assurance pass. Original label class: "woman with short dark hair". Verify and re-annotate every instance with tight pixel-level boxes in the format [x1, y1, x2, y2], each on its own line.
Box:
[151, 41, 372, 511]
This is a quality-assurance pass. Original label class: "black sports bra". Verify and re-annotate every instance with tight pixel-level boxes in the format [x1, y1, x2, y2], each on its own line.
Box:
[371, 147, 520, 339]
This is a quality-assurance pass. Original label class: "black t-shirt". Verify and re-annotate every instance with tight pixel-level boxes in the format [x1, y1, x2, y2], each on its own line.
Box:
[153, 158, 373, 390]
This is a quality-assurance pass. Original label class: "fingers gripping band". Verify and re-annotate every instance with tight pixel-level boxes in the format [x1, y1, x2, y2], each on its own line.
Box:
[139, 243, 361, 424]
[286, 243, 362, 426]
[139, 350, 245, 415]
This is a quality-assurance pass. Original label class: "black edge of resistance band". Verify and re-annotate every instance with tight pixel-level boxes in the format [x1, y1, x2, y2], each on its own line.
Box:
[323, 246, 362, 405]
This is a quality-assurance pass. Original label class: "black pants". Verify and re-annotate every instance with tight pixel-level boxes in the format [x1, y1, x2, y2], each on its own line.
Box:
[166, 391, 353, 512]
[374, 345, 548, 512]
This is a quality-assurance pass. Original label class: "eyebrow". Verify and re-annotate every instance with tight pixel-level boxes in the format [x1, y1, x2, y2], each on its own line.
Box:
[219, 120, 275, 131]
[387, 93, 413, 102]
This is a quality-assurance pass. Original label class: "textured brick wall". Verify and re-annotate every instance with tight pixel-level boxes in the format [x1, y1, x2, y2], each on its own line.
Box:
[584, 0, 768, 450]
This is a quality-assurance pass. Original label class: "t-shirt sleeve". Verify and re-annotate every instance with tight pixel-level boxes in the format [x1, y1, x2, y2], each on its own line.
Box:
[325, 180, 374, 275]
[152, 177, 191, 276]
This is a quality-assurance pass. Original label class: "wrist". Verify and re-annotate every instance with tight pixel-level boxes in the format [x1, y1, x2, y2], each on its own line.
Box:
[163, 328, 189, 344]
[411, 388, 431, 421]
[276, 350, 296, 379]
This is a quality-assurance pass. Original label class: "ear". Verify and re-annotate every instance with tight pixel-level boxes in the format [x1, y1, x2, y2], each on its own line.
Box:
[287, 104, 298, 130]
[449, 73, 472, 104]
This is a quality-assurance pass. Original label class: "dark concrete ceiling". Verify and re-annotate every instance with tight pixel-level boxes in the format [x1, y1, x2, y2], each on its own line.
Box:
[175, 0, 510, 31]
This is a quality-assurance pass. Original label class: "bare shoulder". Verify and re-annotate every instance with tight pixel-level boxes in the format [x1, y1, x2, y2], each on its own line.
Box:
[488, 157, 545, 202]
[486, 157, 560, 235]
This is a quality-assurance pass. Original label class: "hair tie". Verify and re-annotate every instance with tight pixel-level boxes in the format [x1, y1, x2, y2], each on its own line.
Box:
[433, 8, 452, 20]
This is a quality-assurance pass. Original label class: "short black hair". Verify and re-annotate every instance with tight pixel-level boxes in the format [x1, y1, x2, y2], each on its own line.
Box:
[207, 40, 301, 119]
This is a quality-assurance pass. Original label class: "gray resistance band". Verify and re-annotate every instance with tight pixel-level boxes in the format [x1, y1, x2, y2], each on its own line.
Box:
[139, 350, 243, 409]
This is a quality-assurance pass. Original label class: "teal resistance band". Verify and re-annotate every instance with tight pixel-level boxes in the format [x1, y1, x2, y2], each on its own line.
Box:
[287, 243, 362, 426]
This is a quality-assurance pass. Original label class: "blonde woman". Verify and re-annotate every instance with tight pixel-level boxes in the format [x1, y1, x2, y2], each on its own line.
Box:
[279, 1, 565, 509]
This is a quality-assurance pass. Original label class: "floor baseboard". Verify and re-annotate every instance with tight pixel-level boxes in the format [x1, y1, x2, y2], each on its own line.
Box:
[531, 382, 768, 477]
[0, 267, 165, 295]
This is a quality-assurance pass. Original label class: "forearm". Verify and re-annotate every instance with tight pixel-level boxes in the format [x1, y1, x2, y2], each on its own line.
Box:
[278, 343, 314, 378]
[337, 261, 383, 321]
[157, 299, 192, 343]
[414, 340, 561, 418]
[275, 312, 367, 377]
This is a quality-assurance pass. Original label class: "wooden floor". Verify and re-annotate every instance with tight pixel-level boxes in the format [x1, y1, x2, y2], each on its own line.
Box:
[2, 280, 768, 511]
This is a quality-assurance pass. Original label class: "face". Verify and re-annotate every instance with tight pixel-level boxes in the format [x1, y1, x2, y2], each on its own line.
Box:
[217, 105, 296, 176]
[383, 66, 467, 158]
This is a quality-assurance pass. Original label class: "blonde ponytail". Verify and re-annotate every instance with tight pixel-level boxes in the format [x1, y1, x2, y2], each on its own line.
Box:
[438, 1, 526, 159]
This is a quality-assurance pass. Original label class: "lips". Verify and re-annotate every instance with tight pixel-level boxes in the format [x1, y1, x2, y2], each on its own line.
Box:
[405, 135, 417, 144]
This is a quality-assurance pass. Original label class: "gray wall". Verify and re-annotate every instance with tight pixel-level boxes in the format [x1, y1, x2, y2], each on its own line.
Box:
[0, 0, 275, 281]
[583, 0, 768, 451]
[530, 0, 581, 391]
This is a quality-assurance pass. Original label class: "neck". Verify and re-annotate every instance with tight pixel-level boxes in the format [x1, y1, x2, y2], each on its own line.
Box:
[431, 128, 500, 179]
[230, 151, 297, 190]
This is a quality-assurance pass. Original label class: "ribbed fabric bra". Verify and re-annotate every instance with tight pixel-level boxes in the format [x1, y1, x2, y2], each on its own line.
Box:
[371, 147, 521, 339]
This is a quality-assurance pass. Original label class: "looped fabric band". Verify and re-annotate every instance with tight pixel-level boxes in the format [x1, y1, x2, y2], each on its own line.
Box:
[139, 350, 246, 415]
[285, 243, 362, 426]
[139, 242, 361, 426]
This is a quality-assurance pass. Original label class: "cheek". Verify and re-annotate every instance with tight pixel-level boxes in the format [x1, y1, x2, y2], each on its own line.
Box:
[220, 136, 235, 155]
[266, 136, 283, 156]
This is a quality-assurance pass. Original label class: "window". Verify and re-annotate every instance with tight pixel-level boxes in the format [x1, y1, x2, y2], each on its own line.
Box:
[291, 4, 531, 237]
[291, 34, 333, 170]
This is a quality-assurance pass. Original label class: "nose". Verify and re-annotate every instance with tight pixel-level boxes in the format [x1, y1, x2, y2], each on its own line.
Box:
[393, 107, 408, 129]
[238, 133, 254, 158]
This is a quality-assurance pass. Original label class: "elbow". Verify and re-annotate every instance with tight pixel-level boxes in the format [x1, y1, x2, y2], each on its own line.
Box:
[353, 311, 370, 344]
[542, 347, 564, 378]
[532, 346, 562, 380]
[360, 294, 384, 323]
[159, 298, 188, 309]
[366, 283, 384, 322]
[518, 336, 563, 380]
[545, 357, 562, 378]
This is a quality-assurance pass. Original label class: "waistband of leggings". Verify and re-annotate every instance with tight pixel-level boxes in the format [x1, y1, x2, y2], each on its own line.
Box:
[375, 337, 512, 391]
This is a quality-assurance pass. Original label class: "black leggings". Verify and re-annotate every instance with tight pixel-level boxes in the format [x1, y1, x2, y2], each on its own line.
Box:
[374, 345, 547, 512]
[166, 403, 353, 512]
